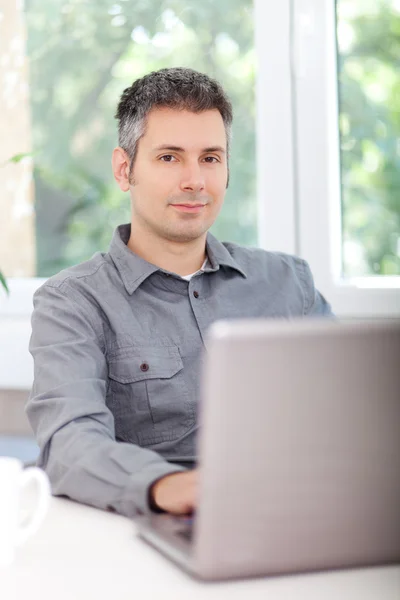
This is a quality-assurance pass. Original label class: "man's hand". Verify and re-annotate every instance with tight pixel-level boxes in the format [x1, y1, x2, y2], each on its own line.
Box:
[149, 469, 198, 515]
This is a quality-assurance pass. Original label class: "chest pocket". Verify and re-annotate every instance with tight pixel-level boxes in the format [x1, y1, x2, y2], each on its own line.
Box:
[107, 345, 195, 446]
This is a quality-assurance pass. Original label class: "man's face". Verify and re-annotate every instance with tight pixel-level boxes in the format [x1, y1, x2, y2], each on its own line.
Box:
[128, 107, 228, 244]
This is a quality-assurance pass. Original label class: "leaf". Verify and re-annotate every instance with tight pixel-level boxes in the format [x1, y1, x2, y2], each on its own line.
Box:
[9, 152, 34, 163]
[0, 152, 35, 168]
[0, 270, 9, 295]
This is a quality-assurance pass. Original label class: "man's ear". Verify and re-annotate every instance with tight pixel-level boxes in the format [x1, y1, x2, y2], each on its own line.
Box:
[112, 147, 131, 192]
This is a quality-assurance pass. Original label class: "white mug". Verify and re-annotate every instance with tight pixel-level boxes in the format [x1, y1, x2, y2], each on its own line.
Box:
[0, 456, 51, 567]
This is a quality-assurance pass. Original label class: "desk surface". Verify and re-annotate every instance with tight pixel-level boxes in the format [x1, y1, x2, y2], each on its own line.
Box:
[1, 497, 399, 600]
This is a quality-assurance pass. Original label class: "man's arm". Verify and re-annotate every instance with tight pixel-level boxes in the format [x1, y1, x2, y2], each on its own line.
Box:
[26, 283, 186, 518]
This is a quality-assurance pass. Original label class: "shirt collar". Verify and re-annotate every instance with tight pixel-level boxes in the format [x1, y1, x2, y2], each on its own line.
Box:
[109, 223, 247, 295]
[205, 232, 247, 279]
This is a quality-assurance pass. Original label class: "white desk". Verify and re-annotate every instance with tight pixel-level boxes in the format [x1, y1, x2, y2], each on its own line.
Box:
[1, 497, 399, 600]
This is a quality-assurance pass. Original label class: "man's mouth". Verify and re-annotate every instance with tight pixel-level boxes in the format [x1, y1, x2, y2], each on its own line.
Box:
[171, 204, 206, 213]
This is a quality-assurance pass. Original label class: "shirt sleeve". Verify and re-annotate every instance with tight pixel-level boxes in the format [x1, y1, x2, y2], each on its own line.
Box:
[296, 258, 336, 318]
[26, 283, 185, 518]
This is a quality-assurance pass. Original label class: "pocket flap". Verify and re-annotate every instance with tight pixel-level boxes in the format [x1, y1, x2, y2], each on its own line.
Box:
[108, 346, 183, 383]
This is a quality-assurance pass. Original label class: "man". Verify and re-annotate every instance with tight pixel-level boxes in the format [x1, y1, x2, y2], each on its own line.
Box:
[27, 67, 333, 519]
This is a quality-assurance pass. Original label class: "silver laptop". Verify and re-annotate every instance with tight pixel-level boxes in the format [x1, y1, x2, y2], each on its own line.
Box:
[136, 318, 400, 581]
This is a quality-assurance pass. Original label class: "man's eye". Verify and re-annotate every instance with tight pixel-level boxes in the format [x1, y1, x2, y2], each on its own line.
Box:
[204, 156, 219, 163]
[160, 155, 176, 162]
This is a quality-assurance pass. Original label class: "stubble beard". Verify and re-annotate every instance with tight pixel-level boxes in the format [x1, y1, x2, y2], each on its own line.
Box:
[156, 215, 210, 244]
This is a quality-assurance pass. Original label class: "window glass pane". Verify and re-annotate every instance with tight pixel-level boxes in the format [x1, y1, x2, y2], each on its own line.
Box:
[23, 0, 256, 277]
[336, 0, 400, 277]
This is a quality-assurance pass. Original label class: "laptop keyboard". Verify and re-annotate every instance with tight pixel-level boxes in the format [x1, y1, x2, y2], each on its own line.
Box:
[175, 516, 195, 543]
[177, 526, 193, 542]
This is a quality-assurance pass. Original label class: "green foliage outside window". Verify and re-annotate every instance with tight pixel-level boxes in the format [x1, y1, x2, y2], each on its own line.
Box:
[337, 0, 400, 276]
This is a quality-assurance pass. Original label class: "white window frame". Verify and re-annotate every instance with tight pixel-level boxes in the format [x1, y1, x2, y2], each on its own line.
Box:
[255, 0, 297, 257]
[1, 0, 399, 390]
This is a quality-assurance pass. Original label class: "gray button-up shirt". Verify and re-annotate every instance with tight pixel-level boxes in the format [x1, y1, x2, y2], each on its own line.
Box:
[27, 224, 333, 517]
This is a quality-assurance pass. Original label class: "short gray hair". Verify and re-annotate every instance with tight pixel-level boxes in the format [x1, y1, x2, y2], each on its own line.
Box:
[115, 67, 233, 172]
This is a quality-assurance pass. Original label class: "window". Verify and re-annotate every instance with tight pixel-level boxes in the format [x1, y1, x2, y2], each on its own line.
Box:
[1, 0, 399, 325]
[292, 0, 400, 317]
[1, 0, 256, 279]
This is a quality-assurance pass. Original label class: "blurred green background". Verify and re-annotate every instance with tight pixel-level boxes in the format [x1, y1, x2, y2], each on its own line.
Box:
[337, 0, 400, 276]
[24, 0, 399, 277]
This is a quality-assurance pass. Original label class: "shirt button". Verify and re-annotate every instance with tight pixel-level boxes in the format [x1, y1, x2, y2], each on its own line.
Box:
[140, 363, 149, 372]
[193, 291, 199, 298]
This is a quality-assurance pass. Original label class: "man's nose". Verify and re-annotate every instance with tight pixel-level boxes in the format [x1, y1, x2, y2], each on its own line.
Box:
[179, 163, 205, 193]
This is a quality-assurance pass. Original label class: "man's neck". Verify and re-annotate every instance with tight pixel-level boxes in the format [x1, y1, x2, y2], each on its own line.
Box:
[127, 225, 207, 277]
